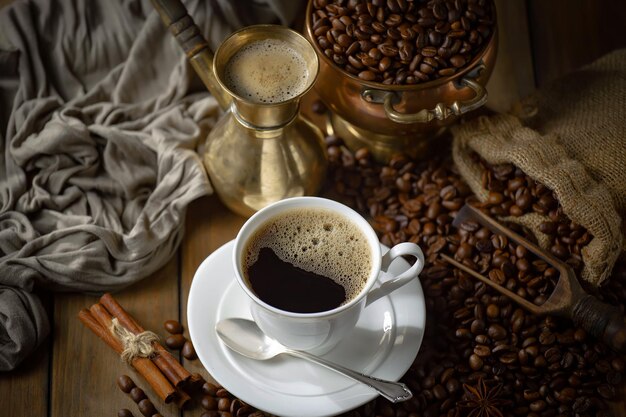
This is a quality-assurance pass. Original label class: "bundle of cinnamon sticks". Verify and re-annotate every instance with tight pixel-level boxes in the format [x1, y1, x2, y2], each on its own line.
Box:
[78, 293, 194, 407]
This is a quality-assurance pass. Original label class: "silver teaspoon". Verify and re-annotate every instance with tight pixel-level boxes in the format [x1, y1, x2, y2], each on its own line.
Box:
[215, 318, 413, 403]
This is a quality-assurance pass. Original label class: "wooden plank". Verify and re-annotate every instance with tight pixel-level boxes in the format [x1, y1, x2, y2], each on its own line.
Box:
[180, 195, 246, 416]
[527, 0, 626, 86]
[50, 256, 180, 417]
[0, 332, 50, 417]
[485, 0, 536, 111]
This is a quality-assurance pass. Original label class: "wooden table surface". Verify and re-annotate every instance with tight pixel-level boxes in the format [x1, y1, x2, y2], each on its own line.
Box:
[2, 1, 626, 416]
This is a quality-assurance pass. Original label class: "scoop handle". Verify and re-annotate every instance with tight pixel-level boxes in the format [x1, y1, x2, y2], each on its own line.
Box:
[572, 295, 626, 353]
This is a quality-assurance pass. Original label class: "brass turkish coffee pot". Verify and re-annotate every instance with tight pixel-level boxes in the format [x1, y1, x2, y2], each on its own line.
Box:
[151, 0, 327, 217]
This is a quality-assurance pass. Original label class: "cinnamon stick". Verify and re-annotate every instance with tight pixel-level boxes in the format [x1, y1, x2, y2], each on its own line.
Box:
[78, 309, 121, 353]
[80, 307, 176, 404]
[100, 293, 191, 387]
[175, 387, 191, 409]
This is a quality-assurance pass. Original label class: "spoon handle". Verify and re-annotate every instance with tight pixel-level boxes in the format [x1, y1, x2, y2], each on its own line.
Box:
[287, 349, 412, 403]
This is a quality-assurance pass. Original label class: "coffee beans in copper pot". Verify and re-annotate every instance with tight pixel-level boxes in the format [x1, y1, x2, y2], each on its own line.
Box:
[310, 0, 495, 84]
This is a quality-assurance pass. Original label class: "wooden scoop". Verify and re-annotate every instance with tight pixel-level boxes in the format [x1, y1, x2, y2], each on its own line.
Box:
[441, 204, 626, 353]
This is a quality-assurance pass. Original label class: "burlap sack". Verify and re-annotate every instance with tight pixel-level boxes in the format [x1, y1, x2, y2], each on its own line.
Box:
[452, 49, 626, 286]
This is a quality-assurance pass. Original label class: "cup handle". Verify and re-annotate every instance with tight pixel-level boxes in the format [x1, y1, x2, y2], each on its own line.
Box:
[365, 242, 424, 306]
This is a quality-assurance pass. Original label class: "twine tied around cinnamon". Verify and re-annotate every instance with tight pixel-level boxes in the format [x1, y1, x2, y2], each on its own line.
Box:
[109, 318, 159, 364]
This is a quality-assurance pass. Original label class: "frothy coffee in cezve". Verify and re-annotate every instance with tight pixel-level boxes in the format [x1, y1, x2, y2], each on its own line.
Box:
[224, 39, 309, 104]
[244, 208, 373, 306]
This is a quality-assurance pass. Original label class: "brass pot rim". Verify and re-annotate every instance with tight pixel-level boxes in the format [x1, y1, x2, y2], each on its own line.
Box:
[213, 23, 320, 109]
[304, 0, 498, 92]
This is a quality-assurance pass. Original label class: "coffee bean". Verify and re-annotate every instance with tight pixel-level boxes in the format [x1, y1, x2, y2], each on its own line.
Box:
[429, 384, 445, 400]
[421, 46, 437, 57]
[201, 395, 218, 410]
[118, 409, 134, 417]
[473, 345, 491, 357]
[218, 398, 231, 411]
[611, 357, 625, 372]
[469, 354, 483, 370]
[165, 334, 186, 350]
[556, 387, 576, 404]
[486, 303, 499, 318]
[607, 370, 622, 385]
[559, 351, 574, 369]
[573, 396, 592, 413]
[358, 70, 377, 80]
[488, 269, 505, 285]
[182, 340, 197, 360]
[456, 242, 473, 259]
[448, 54, 466, 68]
[470, 319, 485, 334]
[117, 375, 135, 393]
[529, 399, 547, 412]
[130, 387, 146, 403]
[216, 388, 230, 398]
[202, 382, 219, 396]
[597, 383, 615, 400]
[163, 319, 183, 334]
[455, 327, 471, 339]
[550, 243, 569, 259]
[138, 399, 156, 417]
[230, 399, 245, 414]
[487, 324, 507, 340]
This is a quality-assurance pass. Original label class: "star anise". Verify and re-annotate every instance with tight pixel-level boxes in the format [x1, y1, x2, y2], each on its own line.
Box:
[455, 378, 511, 417]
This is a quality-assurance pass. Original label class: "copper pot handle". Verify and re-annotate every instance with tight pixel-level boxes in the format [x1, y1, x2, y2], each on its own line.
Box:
[361, 66, 487, 124]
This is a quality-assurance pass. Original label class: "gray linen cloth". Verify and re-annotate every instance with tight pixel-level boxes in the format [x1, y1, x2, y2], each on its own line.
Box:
[0, 0, 301, 371]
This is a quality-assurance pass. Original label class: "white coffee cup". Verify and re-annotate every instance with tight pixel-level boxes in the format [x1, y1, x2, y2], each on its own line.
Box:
[232, 196, 424, 354]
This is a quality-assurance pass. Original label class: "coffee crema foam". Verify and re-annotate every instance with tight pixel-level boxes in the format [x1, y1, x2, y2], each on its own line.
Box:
[224, 39, 309, 104]
[244, 208, 372, 304]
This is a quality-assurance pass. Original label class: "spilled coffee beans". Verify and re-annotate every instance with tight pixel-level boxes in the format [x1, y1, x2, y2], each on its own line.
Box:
[322, 135, 625, 417]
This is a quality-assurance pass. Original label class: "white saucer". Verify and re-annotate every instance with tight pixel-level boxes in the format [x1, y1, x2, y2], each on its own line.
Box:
[187, 240, 426, 417]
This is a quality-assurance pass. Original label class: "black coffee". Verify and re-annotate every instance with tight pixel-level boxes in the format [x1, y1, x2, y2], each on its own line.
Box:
[247, 247, 345, 313]
[243, 207, 372, 313]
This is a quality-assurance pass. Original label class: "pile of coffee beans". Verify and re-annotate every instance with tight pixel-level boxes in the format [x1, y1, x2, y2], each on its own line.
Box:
[454, 218, 559, 305]
[310, 0, 494, 84]
[199, 382, 264, 417]
[321, 135, 625, 417]
[117, 375, 162, 417]
[163, 319, 197, 360]
[475, 155, 591, 270]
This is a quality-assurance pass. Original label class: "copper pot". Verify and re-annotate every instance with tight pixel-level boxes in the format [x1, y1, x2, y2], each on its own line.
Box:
[304, 0, 498, 161]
